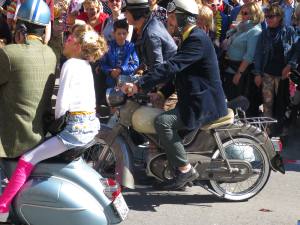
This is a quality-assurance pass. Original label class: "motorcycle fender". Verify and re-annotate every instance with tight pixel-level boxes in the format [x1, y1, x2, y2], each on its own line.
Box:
[252, 135, 285, 174]
[96, 124, 135, 189]
[236, 131, 285, 174]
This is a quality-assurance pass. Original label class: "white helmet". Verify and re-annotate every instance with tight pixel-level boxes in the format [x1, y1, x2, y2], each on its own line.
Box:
[167, 0, 199, 16]
[124, 0, 149, 10]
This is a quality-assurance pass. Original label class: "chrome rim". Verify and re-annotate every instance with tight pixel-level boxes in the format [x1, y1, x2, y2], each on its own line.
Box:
[210, 138, 270, 200]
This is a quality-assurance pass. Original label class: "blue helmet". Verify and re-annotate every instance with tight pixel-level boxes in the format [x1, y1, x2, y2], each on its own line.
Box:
[17, 0, 50, 26]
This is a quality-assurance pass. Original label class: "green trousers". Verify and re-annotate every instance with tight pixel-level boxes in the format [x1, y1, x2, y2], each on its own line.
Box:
[154, 108, 188, 168]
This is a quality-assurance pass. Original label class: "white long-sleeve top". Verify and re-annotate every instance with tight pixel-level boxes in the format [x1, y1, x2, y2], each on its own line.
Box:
[55, 58, 96, 119]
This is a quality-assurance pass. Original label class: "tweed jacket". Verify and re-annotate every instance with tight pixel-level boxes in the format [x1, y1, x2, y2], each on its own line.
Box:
[0, 40, 56, 157]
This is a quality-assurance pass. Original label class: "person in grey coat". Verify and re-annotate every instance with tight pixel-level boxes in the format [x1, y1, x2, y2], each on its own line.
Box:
[124, 0, 177, 73]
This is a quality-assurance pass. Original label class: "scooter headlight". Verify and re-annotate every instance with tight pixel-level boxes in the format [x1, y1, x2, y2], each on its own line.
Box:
[106, 88, 126, 107]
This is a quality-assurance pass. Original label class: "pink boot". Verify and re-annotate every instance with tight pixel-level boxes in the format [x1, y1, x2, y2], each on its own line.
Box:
[0, 159, 34, 221]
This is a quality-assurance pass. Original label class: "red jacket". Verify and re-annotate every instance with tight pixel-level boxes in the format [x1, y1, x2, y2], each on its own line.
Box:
[76, 12, 108, 34]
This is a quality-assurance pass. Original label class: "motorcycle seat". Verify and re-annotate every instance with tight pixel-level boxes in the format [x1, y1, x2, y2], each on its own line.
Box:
[201, 109, 234, 131]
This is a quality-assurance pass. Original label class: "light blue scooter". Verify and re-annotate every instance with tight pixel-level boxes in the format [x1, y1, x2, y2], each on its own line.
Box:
[0, 140, 129, 225]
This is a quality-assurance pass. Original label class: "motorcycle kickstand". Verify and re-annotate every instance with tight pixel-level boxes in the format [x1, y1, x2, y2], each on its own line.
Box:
[195, 181, 225, 198]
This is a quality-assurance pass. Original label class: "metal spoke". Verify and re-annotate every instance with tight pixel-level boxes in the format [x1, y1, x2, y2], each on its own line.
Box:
[214, 142, 265, 195]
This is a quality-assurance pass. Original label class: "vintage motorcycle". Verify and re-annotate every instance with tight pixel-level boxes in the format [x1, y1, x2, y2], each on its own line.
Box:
[0, 141, 129, 225]
[92, 83, 285, 202]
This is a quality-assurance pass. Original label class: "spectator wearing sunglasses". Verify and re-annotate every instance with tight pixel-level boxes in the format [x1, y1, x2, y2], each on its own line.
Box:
[253, 4, 298, 135]
[221, 2, 264, 116]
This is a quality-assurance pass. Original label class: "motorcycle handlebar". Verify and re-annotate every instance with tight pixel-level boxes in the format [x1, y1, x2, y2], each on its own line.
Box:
[132, 93, 150, 104]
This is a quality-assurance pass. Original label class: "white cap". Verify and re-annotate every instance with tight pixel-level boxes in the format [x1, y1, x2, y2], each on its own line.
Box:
[168, 0, 199, 16]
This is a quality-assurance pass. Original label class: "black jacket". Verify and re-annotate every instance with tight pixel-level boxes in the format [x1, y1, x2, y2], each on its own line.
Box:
[139, 27, 228, 129]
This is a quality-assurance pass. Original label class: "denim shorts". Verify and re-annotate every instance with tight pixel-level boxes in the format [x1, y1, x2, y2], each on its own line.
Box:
[57, 113, 100, 149]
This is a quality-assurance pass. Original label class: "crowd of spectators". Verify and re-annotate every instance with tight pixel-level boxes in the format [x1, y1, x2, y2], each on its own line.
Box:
[1, 0, 300, 137]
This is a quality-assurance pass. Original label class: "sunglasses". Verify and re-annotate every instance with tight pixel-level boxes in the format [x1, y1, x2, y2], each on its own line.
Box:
[265, 14, 278, 19]
[209, 3, 220, 7]
[241, 11, 249, 16]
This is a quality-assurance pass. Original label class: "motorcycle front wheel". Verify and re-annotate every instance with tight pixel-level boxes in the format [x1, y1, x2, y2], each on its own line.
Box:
[209, 137, 271, 201]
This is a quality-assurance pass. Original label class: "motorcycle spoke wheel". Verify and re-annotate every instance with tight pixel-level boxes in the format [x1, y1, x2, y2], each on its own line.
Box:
[210, 138, 271, 201]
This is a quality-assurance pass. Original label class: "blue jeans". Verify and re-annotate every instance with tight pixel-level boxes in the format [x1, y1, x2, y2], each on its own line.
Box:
[57, 114, 100, 149]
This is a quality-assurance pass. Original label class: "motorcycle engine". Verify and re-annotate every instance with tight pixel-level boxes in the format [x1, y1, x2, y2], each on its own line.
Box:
[148, 154, 174, 181]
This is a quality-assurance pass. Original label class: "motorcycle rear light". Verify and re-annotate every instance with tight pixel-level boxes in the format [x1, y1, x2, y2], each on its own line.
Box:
[100, 178, 121, 201]
[271, 137, 283, 153]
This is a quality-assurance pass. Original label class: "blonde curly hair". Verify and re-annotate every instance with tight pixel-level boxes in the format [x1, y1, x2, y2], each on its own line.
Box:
[72, 24, 108, 62]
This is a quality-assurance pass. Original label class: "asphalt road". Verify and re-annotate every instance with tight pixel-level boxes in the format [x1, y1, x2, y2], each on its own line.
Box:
[122, 126, 300, 225]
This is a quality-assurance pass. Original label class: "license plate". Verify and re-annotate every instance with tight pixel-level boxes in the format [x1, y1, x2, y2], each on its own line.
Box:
[112, 194, 129, 220]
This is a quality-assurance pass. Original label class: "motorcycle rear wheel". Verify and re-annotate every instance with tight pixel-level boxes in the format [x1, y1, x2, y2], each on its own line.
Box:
[209, 137, 271, 201]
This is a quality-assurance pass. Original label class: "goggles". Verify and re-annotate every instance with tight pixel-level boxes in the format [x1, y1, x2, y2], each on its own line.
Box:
[167, 1, 195, 15]
[167, 1, 176, 13]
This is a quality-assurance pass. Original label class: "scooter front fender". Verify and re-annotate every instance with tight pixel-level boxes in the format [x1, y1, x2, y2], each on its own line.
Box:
[96, 124, 135, 189]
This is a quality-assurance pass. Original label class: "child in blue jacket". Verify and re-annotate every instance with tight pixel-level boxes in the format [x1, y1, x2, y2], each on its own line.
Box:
[100, 19, 139, 88]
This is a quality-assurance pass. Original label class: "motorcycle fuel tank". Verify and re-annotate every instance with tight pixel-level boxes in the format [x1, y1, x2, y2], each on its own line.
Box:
[131, 106, 163, 134]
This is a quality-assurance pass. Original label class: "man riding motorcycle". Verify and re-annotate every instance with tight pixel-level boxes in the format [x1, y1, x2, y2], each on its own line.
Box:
[122, 0, 228, 190]
[0, 0, 56, 158]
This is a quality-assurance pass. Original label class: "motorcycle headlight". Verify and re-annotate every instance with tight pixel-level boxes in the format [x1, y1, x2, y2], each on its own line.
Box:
[106, 88, 126, 107]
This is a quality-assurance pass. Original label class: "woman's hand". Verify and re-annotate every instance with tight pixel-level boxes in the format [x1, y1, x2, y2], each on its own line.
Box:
[282, 65, 291, 80]
[233, 72, 242, 85]
[121, 83, 138, 96]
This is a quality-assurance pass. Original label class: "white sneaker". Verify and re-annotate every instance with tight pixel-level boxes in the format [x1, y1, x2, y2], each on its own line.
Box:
[0, 212, 9, 222]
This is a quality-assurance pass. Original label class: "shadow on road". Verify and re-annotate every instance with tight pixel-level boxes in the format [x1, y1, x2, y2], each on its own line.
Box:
[123, 186, 234, 212]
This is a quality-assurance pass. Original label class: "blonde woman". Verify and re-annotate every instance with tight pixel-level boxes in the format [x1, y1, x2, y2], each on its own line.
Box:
[0, 24, 107, 221]
[197, 5, 214, 34]
[76, 0, 109, 34]
[221, 2, 264, 105]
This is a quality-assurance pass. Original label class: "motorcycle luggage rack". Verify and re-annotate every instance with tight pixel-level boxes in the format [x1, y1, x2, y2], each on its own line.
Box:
[214, 117, 277, 133]
[235, 117, 277, 131]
